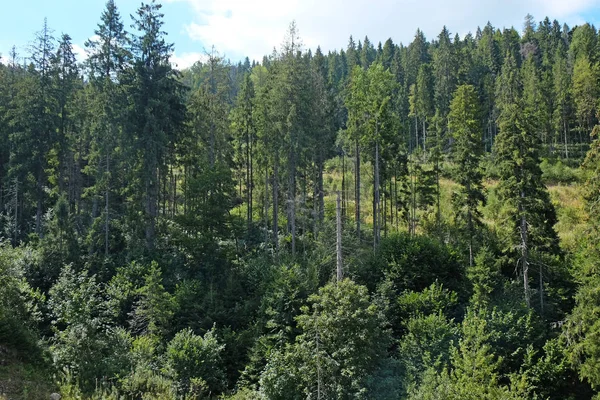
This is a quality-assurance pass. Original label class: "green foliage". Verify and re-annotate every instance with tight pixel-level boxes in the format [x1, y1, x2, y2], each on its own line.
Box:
[260, 279, 394, 399]
[0, 243, 44, 359]
[359, 233, 465, 295]
[397, 282, 459, 320]
[0, 7, 598, 400]
[165, 327, 226, 397]
[540, 158, 582, 184]
[400, 312, 458, 384]
[130, 262, 175, 337]
[49, 265, 131, 392]
[467, 247, 502, 306]
[448, 84, 485, 263]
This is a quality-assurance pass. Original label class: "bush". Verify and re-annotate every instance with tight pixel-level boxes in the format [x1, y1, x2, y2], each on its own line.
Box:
[165, 327, 226, 397]
[540, 159, 582, 184]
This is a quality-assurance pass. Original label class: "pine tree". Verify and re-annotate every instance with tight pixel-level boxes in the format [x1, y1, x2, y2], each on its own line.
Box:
[494, 99, 559, 308]
[415, 64, 434, 151]
[8, 19, 57, 237]
[572, 56, 598, 148]
[433, 26, 457, 119]
[85, 0, 130, 256]
[448, 84, 484, 267]
[128, 0, 185, 250]
[51, 34, 80, 204]
[552, 41, 572, 159]
[346, 63, 397, 249]
[232, 73, 256, 232]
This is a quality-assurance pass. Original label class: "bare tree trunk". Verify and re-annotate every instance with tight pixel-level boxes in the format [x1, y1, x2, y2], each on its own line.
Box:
[36, 172, 43, 237]
[145, 168, 158, 250]
[564, 119, 569, 159]
[264, 166, 269, 245]
[341, 152, 346, 218]
[288, 132, 296, 255]
[318, 158, 324, 223]
[273, 154, 279, 251]
[249, 130, 254, 229]
[520, 191, 530, 307]
[336, 191, 343, 282]
[373, 139, 380, 251]
[422, 119, 427, 152]
[105, 152, 110, 256]
[539, 265, 544, 315]
[355, 140, 361, 240]
[246, 127, 252, 231]
[415, 116, 418, 153]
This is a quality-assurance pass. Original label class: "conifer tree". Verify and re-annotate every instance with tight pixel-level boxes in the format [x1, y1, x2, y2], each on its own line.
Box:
[85, 0, 130, 256]
[9, 19, 57, 236]
[552, 41, 572, 159]
[128, 0, 185, 250]
[433, 26, 457, 119]
[448, 84, 484, 267]
[232, 73, 256, 232]
[494, 98, 559, 308]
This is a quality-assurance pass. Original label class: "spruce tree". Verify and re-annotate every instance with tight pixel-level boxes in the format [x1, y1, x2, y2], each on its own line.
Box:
[448, 84, 485, 267]
[494, 97, 559, 308]
[128, 0, 185, 250]
[85, 0, 130, 256]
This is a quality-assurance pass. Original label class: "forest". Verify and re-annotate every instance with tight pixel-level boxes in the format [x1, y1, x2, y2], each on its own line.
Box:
[1, 0, 600, 398]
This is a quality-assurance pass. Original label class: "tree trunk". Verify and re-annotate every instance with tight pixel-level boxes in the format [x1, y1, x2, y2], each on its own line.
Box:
[249, 130, 254, 230]
[564, 119, 569, 160]
[539, 265, 544, 315]
[36, 171, 43, 236]
[336, 191, 343, 282]
[264, 166, 270, 245]
[105, 151, 110, 256]
[520, 189, 530, 307]
[355, 140, 361, 240]
[273, 154, 279, 251]
[318, 157, 324, 224]
[373, 139, 380, 251]
[341, 152, 346, 218]
[422, 119, 427, 152]
[246, 127, 252, 231]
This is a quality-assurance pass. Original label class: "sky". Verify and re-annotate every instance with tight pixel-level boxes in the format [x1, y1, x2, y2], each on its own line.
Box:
[1, 0, 600, 69]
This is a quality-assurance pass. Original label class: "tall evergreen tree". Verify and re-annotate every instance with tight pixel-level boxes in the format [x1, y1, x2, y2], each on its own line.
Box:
[127, 0, 185, 250]
[494, 98, 559, 308]
[85, 0, 131, 256]
[448, 85, 484, 267]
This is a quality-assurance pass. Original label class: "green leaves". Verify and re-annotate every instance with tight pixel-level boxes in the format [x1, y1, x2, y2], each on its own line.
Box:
[261, 279, 392, 399]
[166, 327, 226, 396]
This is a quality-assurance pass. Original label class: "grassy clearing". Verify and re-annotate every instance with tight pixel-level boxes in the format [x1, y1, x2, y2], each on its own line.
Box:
[0, 354, 53, 400]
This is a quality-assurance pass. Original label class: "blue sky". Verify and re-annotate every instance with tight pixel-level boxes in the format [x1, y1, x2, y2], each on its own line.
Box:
[1, 0, 600, 69]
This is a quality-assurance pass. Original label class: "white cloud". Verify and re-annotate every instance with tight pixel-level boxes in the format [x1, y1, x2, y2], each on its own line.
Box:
[171, 51, 204, 69]
[71, 43, 87, 63]
[167, 0, 600, 61]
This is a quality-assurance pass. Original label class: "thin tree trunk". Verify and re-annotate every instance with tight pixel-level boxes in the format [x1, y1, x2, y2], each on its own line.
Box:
[564, 119, 569, 160]
[355, 140, 361, 240]
[318, 158, 324, 223]
[246, 126, 251, 230]
[374, 139, 380, 251]
[36, 172, 43, 236]
[341, 152, 346, 218]
[264, 165, 269, 245]
[336, 191, 343, 282]
[105, 152, 110, 256]
[520, 189, 530, 307]
[423, 119, 427, 152]
[273, 154, 279, 251]
[539, 265, 544, 315]
[249, 130, 254, 229]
